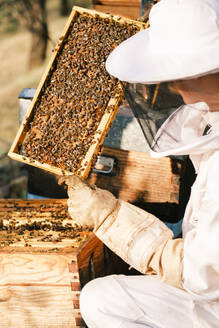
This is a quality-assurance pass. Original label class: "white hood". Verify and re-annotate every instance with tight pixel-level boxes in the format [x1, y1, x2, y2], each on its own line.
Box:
[150, 102, 219, 171]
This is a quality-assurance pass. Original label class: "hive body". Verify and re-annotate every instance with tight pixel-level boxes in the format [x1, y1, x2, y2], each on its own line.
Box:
[0, 199, 131, 327]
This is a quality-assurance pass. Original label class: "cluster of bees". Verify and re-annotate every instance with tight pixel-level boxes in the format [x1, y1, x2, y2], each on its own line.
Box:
[21, 13, 139, 173]
[0, 205, 92, 247]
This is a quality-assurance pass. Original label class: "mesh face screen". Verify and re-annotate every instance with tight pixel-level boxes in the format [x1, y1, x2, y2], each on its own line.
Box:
[123, 82, 186, 159]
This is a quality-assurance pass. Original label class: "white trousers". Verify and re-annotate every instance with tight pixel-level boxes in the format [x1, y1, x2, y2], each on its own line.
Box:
[80, 275, 195, 328]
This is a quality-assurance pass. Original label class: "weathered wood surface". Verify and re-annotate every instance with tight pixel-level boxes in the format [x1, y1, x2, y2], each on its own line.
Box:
[0, 253, 76, 286]
[88, 147, 181, 204]
[8, 6, 145, 179]
[0, 199, 117, 327]
[94, 0, 140, 4]
[0, 235, 105, 328]
[93, 0, 141, 19]
[0, 286, 77, 327]
[0, 251, 80, 327]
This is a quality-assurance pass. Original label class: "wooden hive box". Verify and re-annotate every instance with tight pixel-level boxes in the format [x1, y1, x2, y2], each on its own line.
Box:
[8, 7, 145, 180]
[0, 199, 129, 328]
[93, 0, 141, 19]
[88, 147, 195, 222]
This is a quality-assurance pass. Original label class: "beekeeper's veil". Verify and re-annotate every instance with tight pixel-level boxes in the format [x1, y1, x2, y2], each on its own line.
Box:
[106, 0, 219, 153]
[122, 82, 183, 154]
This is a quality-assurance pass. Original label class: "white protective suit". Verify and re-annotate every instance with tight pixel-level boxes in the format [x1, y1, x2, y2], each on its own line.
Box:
[80, 102, 219, 328]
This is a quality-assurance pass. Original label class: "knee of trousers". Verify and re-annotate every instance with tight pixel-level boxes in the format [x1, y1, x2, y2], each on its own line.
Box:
[80, 276, 110, 320]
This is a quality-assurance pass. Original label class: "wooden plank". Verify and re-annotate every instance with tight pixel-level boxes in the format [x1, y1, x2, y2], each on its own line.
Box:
[93, 5, 140, 19]
[77, 233, 103, 270]
[8, 6, 146, 179]
[88, 146, 181, 203]
[0, 252, 77, 327]
[0, 198, 68, 207]
[94, 0, 141, 5]
[93, 0, 142, 20]
[76, 234, 105, 287]
[0, 253, 76, 286]
[0, 286, 76, 327]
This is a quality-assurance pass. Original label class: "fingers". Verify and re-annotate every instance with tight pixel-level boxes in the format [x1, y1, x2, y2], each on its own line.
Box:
[58, 175, 87, 190]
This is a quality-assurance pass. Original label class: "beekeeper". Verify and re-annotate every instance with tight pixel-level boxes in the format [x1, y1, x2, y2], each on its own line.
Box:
[66, 0, 219, 327]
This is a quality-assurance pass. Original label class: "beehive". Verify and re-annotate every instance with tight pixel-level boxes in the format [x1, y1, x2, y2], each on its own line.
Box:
[8, 7, 145, 179]
[0, 199, 130, 327]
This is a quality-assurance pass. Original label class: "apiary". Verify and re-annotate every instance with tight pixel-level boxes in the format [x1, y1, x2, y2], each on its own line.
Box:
[0, 199, 131, 327]
[8, 7, 145, 179]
